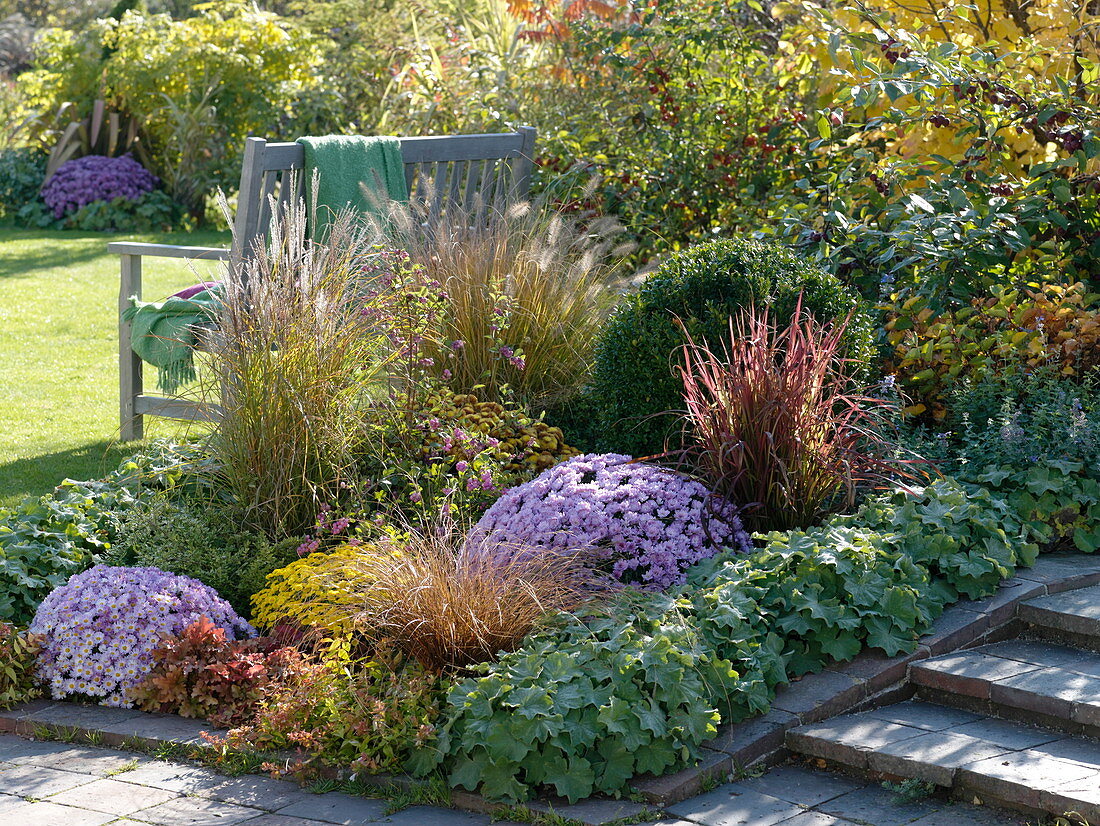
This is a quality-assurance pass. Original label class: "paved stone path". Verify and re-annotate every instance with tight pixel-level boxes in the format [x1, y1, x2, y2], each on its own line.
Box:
[0, 733, 1032, 826]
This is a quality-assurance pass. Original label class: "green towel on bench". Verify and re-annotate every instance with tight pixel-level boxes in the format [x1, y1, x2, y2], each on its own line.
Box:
[297, 135, 408, 241]
[121, 285, 222, 394]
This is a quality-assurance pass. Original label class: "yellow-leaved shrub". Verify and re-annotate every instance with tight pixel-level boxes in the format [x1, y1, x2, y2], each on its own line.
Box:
[778, 0, 1098, 170]
[251, 544, 398, 636]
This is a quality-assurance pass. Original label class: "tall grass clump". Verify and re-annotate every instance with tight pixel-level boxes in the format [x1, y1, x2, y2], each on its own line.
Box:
[678, 301, 903, 533]
[371, 193, 630, 407]
[340, 516, 611, 672]
[208, 195, 389, 539]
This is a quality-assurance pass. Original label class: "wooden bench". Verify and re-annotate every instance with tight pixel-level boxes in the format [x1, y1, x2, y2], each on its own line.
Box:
[110, 127, 537, 441]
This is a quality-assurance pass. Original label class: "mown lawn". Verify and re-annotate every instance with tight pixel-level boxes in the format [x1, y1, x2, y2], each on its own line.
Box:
[0, 228, 230, 509]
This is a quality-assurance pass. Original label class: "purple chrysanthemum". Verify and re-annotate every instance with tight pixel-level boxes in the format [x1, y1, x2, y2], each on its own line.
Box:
[29, 565, 254, 707]
[470, 453, 752, 589]
[40, 155, 159, 219]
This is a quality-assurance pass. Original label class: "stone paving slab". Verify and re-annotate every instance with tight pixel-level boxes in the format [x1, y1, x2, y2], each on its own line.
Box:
[228, 816, 337, 826]
[991, 666, 1096, 721]
[1042, 773, 1100, 823]
[865, 700, 983, 732]
[948, 717, 1061, 750]
[1014, 554, 1100, 595]
[866, 730, 1013, 786]
[18, 744, 151, 775]
[779, 812, 860, 826]
[200, 772, 313, 811]
[94, 711, 228, 747]
[112, 760, 228, 794]
[976, 638, 1100, 674]
[0, 761, 97, 796]
[909, 652, 1042, 699]
[1020, 584, 1100, 637]
[272, 791, 390, 823]
[771, 671, 866, 724]
[1030, 734, 1100, 766]
[726, 764, 864, 807]
[913, 603, 990, 657]
[0, 735, 76, 763]
[127, 795, 262, 825]
[0, 799, 118, 825]
[660, 764, 1027, 825]
[383, 805, 505, 825]
[48, 777, 178, 815]
[665, 785, 807, 826]
[786, 714, 931, 770]
[903, 806, 1015, 826]
[957, 749, 1097, 813]
[815, 785, 949, 826]
[0, 792, 27, 815]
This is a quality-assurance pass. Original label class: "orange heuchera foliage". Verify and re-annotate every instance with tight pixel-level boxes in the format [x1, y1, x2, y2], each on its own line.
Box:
[130, 617, 307, 728]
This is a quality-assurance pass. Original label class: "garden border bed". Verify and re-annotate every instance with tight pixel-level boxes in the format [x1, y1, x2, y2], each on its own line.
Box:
[3, 552, 1098, 826]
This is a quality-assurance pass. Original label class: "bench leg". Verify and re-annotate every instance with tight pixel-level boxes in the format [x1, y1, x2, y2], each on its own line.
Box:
[119, 253, 144, 442]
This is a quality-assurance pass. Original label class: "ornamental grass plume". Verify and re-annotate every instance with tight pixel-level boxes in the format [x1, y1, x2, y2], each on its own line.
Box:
[677, 299, 906, 533]
[208, 188, 392, 538]
[340, 515, 611, 672]
[367, 189, 631, 407]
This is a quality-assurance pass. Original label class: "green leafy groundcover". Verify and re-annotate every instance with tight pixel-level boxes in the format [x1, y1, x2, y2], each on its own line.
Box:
[410, 466, 1091, 803]
[0, 442, 208, 625]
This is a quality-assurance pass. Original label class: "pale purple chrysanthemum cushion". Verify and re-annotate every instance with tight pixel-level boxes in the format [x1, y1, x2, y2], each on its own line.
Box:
[470, 453, 752, 589]
[29, 565, 254, 707]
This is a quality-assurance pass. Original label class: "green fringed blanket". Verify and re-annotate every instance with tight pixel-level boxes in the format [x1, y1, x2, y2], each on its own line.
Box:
[297, 134, 408, 241]
[122, 284, 222, 394]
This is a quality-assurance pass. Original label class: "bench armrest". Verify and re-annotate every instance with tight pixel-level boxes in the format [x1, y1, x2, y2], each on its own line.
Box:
[107, 241, 230, 261]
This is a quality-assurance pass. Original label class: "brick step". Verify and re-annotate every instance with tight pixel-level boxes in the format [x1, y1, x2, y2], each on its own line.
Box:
[1019, 585, 1100, 652]
[787, 699, 1100, 820]
[910, 640, 1100, 737]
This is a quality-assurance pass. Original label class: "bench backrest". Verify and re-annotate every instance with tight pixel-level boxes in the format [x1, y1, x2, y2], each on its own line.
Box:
[230, 127, 537, 261]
